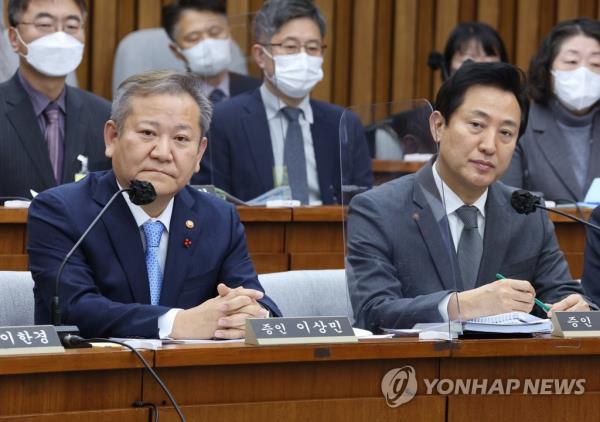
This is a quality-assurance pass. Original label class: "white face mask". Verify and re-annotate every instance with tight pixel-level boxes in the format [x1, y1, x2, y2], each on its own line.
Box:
[17, 30, 84, 77]
[264, 49, 323, 99]
[552, 66, 600, 112]
[180, 37, 232, 77]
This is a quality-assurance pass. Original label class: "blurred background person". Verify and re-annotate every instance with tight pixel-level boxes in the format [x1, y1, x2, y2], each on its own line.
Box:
[503, 18, 600, 203]
[429, 21, 508, 81]
[0, 0, 110, 201]
[162, 0, 259, 105]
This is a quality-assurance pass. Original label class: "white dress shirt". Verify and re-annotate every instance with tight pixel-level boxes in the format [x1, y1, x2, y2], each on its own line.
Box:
[119, 181, 180, 338]
[431, 162, 488, 320]
[259, 84, 322, 205]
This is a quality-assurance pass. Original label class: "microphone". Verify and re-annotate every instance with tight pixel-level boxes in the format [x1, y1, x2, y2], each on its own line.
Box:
[51, 180, 157, 342]
[510, 190, 600, 232]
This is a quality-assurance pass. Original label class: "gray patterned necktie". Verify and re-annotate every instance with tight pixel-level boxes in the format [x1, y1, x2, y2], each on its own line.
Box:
[43, 102, 63, 184]
[281, 107, 309, 204]
[455, 205, 483, 290]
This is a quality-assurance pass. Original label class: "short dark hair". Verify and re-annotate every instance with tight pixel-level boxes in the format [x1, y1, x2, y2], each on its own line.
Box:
[253, 0, 326, 44]
[443, 21, 508, 74]
[8, 0, 88, 27]
[434, 62, 529, 138]
[162, 0, 227, 41]
[528, 17, 600, 104]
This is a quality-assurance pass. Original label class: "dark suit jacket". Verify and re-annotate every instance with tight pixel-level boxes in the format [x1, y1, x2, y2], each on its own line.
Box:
[502, 102, 600, 202]
[582, 207, 600, 306]
[28, 170, 281, 338]
[192, 88, 373, 204]
[347, 161, 593, 332]
[228, 72, 260, 96]
[0, 72, 112, 199]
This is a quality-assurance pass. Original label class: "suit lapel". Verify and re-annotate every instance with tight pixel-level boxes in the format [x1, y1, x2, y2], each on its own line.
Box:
[585, 112, 600, 190]
[530, 104, 582, 201]
[160, 188, 202, 307]
[310, 101, 338, 204]
[413, 161, 463, 291]
[5, 74, 55, 189]
[92, 172, 150, 304]
[476, 184, 512, 287]
[62, 86, 85, 183]
[241, 90, 274, 191]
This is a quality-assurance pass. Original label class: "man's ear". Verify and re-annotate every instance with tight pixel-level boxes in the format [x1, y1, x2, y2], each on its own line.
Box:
[195, 137, 208, 173]
[429, 111, 445, 144]
[104, 120, 119, 158]
[7, 27, 24, 54]
[251, 43, 267, 69]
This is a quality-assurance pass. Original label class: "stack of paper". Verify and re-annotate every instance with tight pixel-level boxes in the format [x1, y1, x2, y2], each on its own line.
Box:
[464, 312, 552, 334]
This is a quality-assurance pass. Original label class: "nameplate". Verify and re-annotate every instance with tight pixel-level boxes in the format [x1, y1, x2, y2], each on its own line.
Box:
[245, 317, 357, 346]
[0, 325, 65, 355]
[551, 312, 600, 338]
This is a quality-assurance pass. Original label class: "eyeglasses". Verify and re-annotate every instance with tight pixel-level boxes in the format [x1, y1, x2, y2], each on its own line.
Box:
[17, 17, 84, 35]
[262, 40, 326, 56]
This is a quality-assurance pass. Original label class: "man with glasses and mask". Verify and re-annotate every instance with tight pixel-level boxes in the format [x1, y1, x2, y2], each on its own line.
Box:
[0, 0, 111, 200]
[162, 0, 259, 105]
[193, 0, 372, 205]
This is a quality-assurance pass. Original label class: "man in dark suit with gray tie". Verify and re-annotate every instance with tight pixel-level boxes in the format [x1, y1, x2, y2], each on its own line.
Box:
[193, 0, 372, 204]
[0, 0, 110, 200]
[346, 62, 594, 332]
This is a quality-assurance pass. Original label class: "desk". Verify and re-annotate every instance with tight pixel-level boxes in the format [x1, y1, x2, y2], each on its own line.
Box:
[2, 337, 600, 421]
[0, 206, 591, 278]
[0, 348, 152, 421]
[372, 159, 426, 185]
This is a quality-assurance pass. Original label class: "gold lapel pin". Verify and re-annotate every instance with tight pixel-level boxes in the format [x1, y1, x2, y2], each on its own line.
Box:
[185, 220, 194, 229]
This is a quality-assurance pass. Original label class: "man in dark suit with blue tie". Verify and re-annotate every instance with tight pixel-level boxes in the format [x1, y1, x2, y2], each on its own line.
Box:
[28, 70, 280, 339]
[0, 0, 111, 200]
[346, 62, 593, 332]
[193, 0, 373, 204]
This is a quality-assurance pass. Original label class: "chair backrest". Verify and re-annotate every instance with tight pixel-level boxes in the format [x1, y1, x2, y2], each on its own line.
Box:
[112, 28, 249, 97]
[0, 271, 35, 326]
[259, 269, 354, 323]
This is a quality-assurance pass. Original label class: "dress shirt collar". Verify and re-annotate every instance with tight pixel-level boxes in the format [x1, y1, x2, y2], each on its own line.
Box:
[432, 160, 487, 218]
[259, 83, 313, 124]
[199, 72, 230, 98]
[18, 70, 66, 117]
[117, 179, 173, 232]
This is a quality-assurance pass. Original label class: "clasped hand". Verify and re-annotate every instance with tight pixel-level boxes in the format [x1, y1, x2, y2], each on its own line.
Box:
[170, 283, 269, 339]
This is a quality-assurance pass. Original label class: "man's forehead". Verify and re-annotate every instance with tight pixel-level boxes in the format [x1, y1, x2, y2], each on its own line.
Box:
[178, 10, 227, 31]
[127, 94, 201, 126]
[24, 0, 83, 17]
[271, 17, 322, 41]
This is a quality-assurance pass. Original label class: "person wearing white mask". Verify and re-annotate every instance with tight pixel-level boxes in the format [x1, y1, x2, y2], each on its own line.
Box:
[503, 18, 600, 202]
[0, 0, 111, 201]
[193, 0, 372, 204]
[162, 0, 259, 105]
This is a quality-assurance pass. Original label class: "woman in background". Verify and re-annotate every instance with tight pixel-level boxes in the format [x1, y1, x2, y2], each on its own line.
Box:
[502, 18, 600, 202]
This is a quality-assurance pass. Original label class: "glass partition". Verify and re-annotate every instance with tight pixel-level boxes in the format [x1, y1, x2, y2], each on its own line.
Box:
[341, 100, 462, 341]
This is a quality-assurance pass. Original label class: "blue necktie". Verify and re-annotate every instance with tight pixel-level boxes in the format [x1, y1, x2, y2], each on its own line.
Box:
[142, 221, 165, 305]
[209, 88, 226, 104]
[281, 107, 309, 204]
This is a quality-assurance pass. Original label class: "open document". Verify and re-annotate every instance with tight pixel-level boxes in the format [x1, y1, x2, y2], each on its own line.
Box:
[462, 312, 552, 334]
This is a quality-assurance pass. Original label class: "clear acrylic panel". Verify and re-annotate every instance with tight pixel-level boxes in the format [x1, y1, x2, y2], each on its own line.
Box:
[342, 100, 462, 341]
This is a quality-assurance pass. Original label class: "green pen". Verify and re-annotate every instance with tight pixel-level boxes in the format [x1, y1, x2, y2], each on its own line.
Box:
[495, 273, 552, 313]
